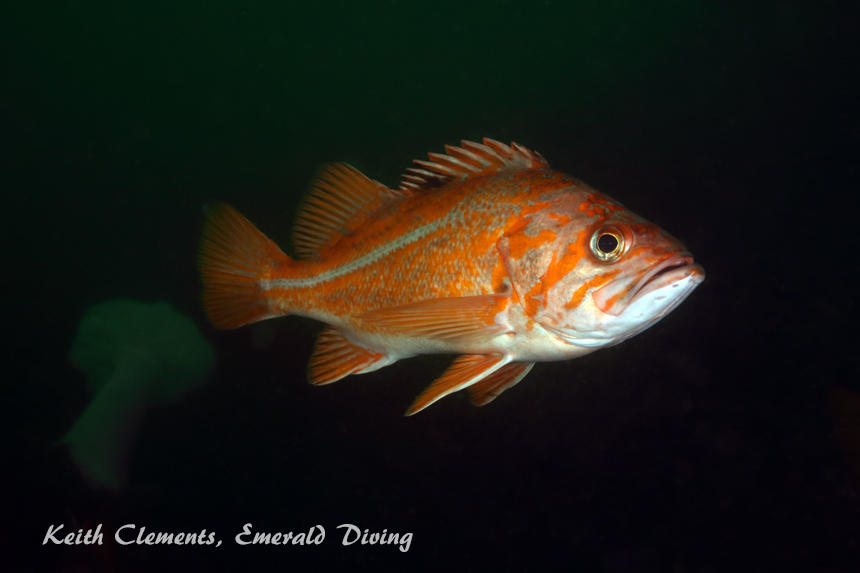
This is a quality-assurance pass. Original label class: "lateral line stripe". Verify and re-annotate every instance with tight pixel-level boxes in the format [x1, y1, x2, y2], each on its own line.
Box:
[261, 217, 445, 290]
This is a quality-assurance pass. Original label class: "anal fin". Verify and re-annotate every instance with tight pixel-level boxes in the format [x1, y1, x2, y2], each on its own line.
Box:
[358, 294, 511, 343]
[406, 354, 509, 416]
[308, 327, 388, 385]
[468, 362, 535, 406]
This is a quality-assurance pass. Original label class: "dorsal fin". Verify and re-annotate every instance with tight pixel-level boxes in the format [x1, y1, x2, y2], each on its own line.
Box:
[292, 163, 408, 259]
[398, 138, 550, 193]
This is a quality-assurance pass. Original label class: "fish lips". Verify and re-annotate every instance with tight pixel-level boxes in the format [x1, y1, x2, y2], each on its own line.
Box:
[593, 252, 705, 317]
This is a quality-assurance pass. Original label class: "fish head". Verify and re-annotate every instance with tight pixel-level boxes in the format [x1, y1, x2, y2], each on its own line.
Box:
[529, 193, 705, 349]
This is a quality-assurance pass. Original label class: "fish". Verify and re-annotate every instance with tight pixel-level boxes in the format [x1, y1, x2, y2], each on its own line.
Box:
[198, 138, 705, 415]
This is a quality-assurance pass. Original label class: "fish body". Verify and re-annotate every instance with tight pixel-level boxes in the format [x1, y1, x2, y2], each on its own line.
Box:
[199, 139, 704, 414]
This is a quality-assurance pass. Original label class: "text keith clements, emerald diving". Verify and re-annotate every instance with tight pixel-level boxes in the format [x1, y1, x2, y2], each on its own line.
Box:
[43, 523, 413, 552]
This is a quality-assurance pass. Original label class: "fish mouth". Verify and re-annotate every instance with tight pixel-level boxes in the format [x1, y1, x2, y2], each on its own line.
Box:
[595, 252, 705, 316]
[629, 252, 705, 306]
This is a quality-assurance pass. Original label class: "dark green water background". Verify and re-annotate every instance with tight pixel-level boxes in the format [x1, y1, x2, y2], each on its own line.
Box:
[2, 0, 858, 571]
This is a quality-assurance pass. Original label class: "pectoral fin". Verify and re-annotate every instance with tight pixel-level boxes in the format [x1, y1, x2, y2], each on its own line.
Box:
[467, 361, 535, 406]
[406, 354, 509, 416]
[357, 294, 511, 343]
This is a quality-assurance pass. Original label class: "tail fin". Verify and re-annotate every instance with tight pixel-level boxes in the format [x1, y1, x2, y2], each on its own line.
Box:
[198, 202, 291, 329]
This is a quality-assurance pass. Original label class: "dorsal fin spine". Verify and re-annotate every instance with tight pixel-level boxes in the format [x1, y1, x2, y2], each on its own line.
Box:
[445, 145, 490, 168]
[427, 152, 481, 173]
[413, 159, 459, 177]
[484, 138, 517, 159]
[397, 138, 550, 193]
[407, 167, 436, 178]
[460, 140, 506, 164]
[510, 141, 530, 155]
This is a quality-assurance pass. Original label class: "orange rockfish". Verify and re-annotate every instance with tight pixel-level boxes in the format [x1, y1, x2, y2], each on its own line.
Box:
[199, 138, 704, 415]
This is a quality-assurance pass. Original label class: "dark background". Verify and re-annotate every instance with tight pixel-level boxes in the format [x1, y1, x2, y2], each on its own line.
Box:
[2, 0, 858, 571]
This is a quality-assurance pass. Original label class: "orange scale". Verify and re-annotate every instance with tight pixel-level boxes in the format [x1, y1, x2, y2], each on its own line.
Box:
[564, 270, 620, 311]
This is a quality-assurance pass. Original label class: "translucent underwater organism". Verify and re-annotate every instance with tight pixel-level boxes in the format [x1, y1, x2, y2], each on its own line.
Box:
[63, 299, 215, 490]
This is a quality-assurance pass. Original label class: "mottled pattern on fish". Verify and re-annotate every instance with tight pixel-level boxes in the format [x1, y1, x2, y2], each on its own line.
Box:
[199, 138, 705, 414]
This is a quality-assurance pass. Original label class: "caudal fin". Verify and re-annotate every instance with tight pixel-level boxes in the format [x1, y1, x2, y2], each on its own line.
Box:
[198, 203, 290, 329]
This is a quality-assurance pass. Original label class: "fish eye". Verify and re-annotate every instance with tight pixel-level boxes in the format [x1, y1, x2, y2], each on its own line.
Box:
[589, 227, 626, 262]
[597, 233, 618, 253]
